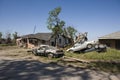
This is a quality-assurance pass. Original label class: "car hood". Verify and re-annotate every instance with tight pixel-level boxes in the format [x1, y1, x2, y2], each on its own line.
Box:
[85, 40, 97, 44]
[46, 49, 63, 53]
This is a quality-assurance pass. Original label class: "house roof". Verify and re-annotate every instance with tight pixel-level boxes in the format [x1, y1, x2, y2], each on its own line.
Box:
[22, 33, 52, 41]
[99, 31, 120, 39]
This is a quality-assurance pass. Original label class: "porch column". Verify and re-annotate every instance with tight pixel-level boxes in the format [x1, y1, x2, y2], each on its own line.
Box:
[26, 37, 29, 48]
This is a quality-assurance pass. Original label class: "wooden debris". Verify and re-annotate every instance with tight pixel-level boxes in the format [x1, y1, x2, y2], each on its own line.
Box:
[61, 56, 90, 63]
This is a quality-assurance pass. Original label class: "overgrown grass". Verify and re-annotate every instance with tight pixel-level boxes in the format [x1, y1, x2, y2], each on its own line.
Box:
[64, 48, 120, 73]
[65, 48, 120, 61]
[0, 43, 16, 46]
[0, 45, 18, 50]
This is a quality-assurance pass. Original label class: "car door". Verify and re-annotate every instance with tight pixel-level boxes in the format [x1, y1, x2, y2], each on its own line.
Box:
[74, 42, 86, 51]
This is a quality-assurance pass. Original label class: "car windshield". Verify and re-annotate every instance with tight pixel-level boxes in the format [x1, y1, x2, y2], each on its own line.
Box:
[73, 43, 82, 47]
[48, 46, 57, 50]
[39, 45, 57, 50]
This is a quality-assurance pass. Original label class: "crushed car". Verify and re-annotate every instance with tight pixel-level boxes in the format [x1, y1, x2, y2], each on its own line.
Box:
[67, 40, 97, 52]
[94, 43, 107, 53]
[67, 40, 107, 53]
[67, 32, 107, 53]
[32, 45, 64, 58]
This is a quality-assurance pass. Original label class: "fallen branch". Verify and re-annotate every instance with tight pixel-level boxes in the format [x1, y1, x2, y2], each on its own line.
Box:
[61, 56, 90, 63]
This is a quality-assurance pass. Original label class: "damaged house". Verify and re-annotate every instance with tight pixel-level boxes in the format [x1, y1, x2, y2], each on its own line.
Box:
[99, 31, 120, 50]
[16, 33, 71, 48]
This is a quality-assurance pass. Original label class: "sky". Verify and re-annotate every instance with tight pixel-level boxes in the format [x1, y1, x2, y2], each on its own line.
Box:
[0, 0, 120, 40]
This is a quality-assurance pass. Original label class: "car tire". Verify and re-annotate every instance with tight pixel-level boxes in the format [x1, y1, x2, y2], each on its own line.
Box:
[87, 44, 93, 49]
[48, 53, 53, 59]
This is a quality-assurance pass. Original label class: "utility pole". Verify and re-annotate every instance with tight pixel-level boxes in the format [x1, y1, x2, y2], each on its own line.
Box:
[33, 25, 36, 34]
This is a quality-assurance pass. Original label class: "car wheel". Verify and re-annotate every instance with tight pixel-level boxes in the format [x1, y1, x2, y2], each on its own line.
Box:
[87, 44, 93, 49]
[48, 53, 53, 59]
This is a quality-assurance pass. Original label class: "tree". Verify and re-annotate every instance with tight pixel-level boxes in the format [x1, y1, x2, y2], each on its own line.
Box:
[6, 32, 12, 44]
[66, 26, 77, 45]
[0, 32, 2, 44]
[47, 7, 78, 46]
[47, 7, 65, 47]
[47, 7, 65, 34]
[12, 32, 18, 44]
[0, 32, 2, 39]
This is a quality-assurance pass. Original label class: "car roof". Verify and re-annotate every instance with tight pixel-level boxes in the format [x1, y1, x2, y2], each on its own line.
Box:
[40, 45, 49, 47]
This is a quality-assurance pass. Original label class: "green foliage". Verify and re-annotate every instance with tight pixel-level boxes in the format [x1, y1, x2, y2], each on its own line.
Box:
[0, 32, 2, 39]
[64, 48, 120, 73]
[12, 32, 18, 43]
[47, 7, 77, 46]
[66, 26, 77, 39]
[0, 31, 18, 45]
[12, 32, 18, 39]
[47, 7, 66, 47]
[6, 32, 11, 39]
[47, 7, 65, 35]
[47, 7, 77, 38]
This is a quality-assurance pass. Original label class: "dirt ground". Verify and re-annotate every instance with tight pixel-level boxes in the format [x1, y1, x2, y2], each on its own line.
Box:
[0, 46, 120, 80]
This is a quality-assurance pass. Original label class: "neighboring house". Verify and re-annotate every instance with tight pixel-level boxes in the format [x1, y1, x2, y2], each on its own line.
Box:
[16, 33, 71, 48]
[50, 34, 71, 48]
[99, 31, 120, 50]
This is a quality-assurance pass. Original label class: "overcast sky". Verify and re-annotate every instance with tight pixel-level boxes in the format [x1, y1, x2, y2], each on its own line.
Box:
[0, 0, 120, 40]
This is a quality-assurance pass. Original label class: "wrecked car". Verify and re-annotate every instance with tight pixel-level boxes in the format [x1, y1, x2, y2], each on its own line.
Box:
[66, 40, 97, 52]
[67, 40, 107, 53]
[32, 45, 64, 58]
[94, 44, 107, 52]
[67, 32, 107, 53]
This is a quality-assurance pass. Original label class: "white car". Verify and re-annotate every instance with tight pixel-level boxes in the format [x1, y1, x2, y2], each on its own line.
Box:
[67, 40, 97, 52]
[32, 45, 64, 58]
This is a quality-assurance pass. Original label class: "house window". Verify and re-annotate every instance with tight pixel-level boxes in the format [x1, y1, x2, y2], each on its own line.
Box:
[59, 39, 62, 44]
[51, 42, 55, 46]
